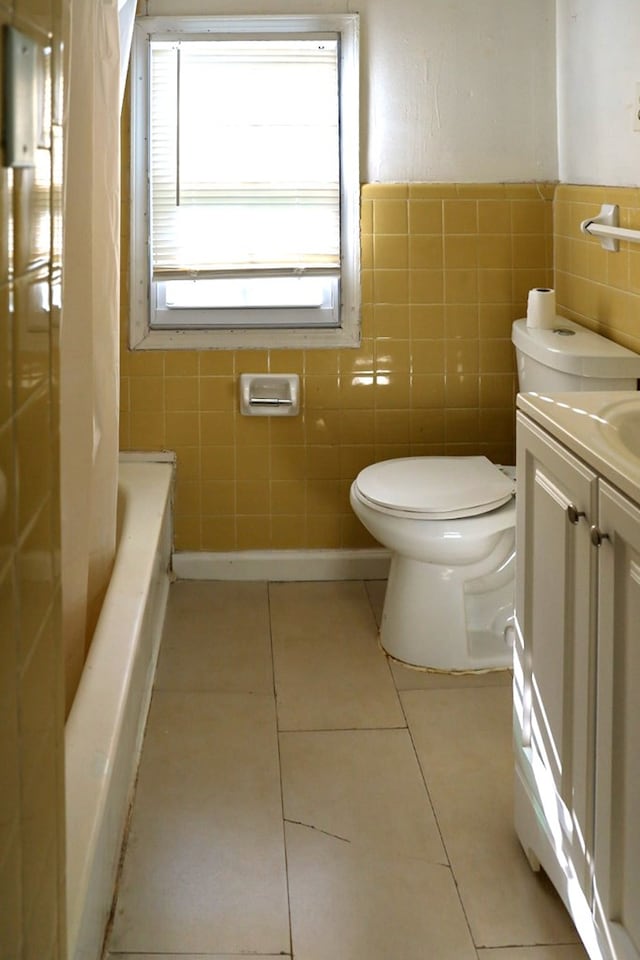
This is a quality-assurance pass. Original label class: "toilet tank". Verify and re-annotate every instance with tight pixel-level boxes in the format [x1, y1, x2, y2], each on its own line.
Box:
[512, 317, 640, 392]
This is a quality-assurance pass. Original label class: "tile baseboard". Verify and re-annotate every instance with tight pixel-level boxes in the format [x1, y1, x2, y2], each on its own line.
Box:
[172, 548, 390, 582]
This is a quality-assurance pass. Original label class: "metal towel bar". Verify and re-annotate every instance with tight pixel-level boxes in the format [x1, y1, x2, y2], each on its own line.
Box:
[250, 396, 293, 406]
[580, 204, 640, 252]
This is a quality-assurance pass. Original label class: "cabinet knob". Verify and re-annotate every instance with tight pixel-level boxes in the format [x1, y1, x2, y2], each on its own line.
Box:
[567, 504, 585, 525]
[590, 525, 610, 547]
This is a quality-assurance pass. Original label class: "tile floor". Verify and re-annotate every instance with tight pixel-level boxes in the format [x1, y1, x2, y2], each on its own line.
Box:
[105, 580, 589, 960]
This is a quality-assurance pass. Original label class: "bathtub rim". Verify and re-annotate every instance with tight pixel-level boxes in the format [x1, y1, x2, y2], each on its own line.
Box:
[65, 457, 174, 960]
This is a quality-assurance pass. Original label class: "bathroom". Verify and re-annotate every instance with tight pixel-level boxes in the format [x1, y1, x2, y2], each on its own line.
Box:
[2, 0, 640, 958]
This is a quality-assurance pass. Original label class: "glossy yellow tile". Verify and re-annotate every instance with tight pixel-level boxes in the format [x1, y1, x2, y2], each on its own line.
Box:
[443, 200, 478, 234]
[165, 351, 199, 377]
[200, 445, 236, 482]
[511, 199, 548, 234]
[374, 373, 411, 410]
[410, 304, 445, 338]
[373, 199, 408, 235]
[410, 269, 444, 304]
[271, 481, 306, 515]
[200, 410, 236, 445]
[200, 376, 235, 411]
[236, 480, 271, 515]
[444, 269, 477, 304]
[411, 339, 446, 375]
[340, 409, 375, 444]
[375, 409, 411, 445]
[409, 235, 443, 270]
[173, 480, 201, 518]
[374, 269, 410, 304]
[363, 184, 408, 200]
[236, 445, 271, 481]
[201, 480, 235, 515]
[477, 200, 511, 235]
[444, 235, 478, 269]
[201, 515, 235, 551]
[165, 411, 199, 447]
[271, 515, 307, 549]
[237, 515, 271, 550]
[374, 235, 409, 269]
[373, 304, 411, 339]
[307, 513, 342, 548]
[130, 376, 164, 413]
[130, 410, 165, 449]
[375, 338, 411, 372]
[270, 446, 306, 482]
[444, 305, 478, 340]
[164, 376, 199, 411]
[119, 180, 584, 550]
[408, 199, 443, 234]
[199, 351, 234, 376]
[174, 445, 200, 481]
[477, 269, 512, 304]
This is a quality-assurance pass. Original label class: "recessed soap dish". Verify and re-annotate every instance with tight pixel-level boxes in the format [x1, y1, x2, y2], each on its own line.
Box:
[239, 373, 300, 416]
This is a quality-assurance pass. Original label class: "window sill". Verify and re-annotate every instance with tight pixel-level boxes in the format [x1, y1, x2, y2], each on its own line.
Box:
[130, 323, 361, 351]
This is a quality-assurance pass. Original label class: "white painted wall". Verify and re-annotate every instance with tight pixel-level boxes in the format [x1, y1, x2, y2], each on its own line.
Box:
[358, 0, 557, 181]
[556, 0, 640, 186]
[142, 0, 640, 187]
[144, 0, 558, 183]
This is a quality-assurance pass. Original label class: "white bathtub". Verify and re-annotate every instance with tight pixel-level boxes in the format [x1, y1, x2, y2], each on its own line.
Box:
[65, 458, 174, 960]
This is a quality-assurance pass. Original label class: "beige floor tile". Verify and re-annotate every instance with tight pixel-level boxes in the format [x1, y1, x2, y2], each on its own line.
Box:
[108, 691, 289, 956]
[286, 821, 477, 960]
[478, 947, 589, 959]
[364, 578, 386, 626]
[154, 581, 273, 692]
[402, 687, 581, 949]
[280, 728, 447, 863]
[270, 581, 404, 730]
[107, 956, 290, 960]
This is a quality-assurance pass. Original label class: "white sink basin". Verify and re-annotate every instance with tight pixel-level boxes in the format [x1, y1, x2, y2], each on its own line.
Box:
[599, 397, 640, 460]
[517, 391, 640, 503]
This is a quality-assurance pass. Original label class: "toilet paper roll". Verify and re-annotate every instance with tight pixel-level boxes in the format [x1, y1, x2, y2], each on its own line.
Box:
[526, 287, 556, 329]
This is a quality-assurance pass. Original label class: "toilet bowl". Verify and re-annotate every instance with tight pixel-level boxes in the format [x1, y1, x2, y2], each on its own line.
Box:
[350, 456, 516, 671]
[351, 316, 640, 672]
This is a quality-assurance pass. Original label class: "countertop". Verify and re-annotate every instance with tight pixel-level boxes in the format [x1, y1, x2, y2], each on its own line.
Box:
[517, 390, 640, 503]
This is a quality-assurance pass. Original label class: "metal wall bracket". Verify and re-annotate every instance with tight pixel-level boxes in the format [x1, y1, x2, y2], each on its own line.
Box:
[2, 26, 38, 168]
[239, 373, 300, 417]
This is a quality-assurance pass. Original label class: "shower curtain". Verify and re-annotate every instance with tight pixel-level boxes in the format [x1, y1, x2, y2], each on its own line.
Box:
[61, 0, 129, 713]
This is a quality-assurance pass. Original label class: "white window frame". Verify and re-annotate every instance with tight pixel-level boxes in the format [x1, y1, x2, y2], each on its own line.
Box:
[129, 14, 360, 350]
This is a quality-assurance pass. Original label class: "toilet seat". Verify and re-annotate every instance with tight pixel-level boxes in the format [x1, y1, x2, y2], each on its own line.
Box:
[353, 456, 515, 520]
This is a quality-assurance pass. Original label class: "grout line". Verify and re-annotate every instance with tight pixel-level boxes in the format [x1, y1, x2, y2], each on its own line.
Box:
[398, 686, 480, 952]
[268, 582, 295, 959]
[278, 725, 408, 734]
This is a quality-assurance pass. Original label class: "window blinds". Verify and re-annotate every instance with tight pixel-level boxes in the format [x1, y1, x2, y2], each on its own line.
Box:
[149, 37, 341, 280]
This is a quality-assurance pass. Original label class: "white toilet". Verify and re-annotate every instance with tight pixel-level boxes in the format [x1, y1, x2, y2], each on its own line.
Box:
[350, 317, 640, 672]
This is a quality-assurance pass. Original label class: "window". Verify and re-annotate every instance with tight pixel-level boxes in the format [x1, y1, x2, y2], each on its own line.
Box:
[129, 15, 360, 349]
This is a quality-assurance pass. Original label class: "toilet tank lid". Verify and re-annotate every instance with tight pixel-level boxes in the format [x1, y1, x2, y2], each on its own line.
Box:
[354, 457, 515, 518]
[512, 317, 640, 379]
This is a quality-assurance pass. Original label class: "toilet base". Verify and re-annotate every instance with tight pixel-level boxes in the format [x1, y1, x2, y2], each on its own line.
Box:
[379, 536, 514, 671]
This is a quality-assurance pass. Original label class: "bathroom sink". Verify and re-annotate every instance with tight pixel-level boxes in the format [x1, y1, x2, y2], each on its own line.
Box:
[517, 391, 640, 504]
[599, 397, 640, 461]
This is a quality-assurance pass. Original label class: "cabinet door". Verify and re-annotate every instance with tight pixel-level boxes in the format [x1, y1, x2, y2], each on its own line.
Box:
[594, 480, 640, 960]
[515, 414, 597, 891]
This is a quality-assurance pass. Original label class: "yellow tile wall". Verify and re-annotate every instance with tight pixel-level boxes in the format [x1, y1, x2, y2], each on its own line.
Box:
[120, 182, 555, 552]
[554, 184, 640, 354]
[0, 2, 66, 958]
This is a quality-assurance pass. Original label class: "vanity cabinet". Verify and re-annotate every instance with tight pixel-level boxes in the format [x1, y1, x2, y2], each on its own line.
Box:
[514, 410, 640, 960]
[593, 481, 640, 960]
